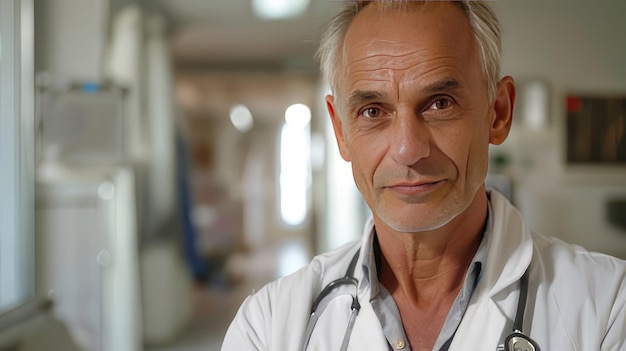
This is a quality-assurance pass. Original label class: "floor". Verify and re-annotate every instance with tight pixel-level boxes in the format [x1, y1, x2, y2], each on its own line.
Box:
[144, 249, 280, 351]
[145, 286, 245, 351]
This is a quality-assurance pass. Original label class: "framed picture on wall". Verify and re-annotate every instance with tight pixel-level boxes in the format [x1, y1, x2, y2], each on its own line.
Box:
[566, 95, 626, 164]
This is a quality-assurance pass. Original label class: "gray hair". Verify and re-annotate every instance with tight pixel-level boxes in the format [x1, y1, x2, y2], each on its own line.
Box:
[318, 1, 502, 101]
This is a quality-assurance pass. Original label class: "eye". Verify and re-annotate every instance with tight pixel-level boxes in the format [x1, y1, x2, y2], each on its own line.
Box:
[429, 97, 453, 110]
[361, 107, 383, 119]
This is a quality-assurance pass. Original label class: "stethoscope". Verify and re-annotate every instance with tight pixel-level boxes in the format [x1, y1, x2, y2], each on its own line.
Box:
[301, 249, 542, 351]
[301, 249, 361, 351]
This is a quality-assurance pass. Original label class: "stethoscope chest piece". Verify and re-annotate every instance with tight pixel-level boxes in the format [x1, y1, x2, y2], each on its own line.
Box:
[504, 331, 540, 351]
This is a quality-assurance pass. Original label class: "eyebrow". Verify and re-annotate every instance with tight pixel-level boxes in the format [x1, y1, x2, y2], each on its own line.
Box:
[424, 78, 461, 93]
[347, 90, 387, 111]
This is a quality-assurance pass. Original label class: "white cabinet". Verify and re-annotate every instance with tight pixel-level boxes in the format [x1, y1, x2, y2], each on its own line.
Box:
[36, 168, 142, 351]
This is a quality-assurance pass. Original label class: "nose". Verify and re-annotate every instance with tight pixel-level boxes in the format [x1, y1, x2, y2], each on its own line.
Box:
[388, 109, 431, 166]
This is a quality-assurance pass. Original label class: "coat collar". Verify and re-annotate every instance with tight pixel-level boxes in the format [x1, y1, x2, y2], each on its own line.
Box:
[483, 190, 534, 298]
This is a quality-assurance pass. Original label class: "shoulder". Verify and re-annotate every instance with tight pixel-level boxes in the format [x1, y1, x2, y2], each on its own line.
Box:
[222, 240, 361, 349]
[532, 232, 626, 282]
[530, 233, 626, 348]
[532, 232, 625, 299]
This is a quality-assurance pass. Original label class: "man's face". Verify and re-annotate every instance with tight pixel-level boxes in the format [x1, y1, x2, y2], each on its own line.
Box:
[327, 3, 513, 233]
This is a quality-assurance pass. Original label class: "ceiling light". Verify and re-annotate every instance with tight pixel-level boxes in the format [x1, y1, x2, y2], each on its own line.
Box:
[251, 0, 310, 20]
[230, 104, 254, 132]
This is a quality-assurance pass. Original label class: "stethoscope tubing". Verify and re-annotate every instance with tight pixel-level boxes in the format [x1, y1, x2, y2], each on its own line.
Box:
[302, 250, 361, 351]
[503, 269, 541, 351]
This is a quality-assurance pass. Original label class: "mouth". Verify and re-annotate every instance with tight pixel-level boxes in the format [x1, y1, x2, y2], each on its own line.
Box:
[386, 180, 444, 196]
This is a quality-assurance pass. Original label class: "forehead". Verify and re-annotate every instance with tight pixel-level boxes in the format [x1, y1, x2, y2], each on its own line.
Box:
[339, 2, 480, 92]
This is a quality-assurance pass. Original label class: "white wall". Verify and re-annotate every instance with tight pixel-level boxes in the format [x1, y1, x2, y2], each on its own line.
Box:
[496, 1, 626, 91]
[493, 0, 626, 258]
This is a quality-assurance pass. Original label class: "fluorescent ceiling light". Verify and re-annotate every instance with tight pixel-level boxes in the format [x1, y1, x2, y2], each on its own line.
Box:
[251, 0, 310, 20]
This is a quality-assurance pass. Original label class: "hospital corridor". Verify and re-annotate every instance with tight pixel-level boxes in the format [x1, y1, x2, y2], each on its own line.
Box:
[0, 0, 625, 350]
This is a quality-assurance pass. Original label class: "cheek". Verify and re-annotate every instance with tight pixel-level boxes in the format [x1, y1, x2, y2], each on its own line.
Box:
[347, 132, 388, 184]
[463, 125, 492, 182]
[432, 122, 490, 177]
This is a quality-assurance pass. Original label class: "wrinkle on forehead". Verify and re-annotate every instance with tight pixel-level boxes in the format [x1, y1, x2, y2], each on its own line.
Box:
[346, 40, 463, 86]
[365, 38, 404, 49]
[349, 47, 460, 71]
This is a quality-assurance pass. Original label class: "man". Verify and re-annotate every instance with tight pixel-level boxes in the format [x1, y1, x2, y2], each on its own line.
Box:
[222, 1, 626, 350]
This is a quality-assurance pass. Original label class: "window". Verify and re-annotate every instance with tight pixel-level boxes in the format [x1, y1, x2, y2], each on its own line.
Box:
[0, 0, 35, 314]
[279, 104, 311, 226]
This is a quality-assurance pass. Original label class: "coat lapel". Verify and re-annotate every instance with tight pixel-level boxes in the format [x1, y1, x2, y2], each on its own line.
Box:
[449, 191, 535, 350]
[449, 285, 518, 350]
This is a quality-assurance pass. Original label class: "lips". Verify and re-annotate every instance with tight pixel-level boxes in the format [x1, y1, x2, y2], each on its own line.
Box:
[386, 179, 443, 196]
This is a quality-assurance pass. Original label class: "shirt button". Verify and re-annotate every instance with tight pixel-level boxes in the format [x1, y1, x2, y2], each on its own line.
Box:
[394, 340, 405, 349]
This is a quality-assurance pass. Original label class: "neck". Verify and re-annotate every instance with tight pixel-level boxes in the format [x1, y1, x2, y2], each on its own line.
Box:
[375, 189, 488, 307]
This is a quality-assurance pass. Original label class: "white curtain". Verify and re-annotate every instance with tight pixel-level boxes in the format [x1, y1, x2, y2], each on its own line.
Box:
[145, 13, 176, 231]
[105, 5, 146, 160]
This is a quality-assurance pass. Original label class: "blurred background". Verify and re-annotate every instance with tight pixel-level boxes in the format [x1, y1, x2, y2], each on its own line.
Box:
[1, 0, 625, 350]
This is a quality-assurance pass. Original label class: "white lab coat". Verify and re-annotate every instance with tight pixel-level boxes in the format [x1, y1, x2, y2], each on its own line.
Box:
[222, 191, 626, 350]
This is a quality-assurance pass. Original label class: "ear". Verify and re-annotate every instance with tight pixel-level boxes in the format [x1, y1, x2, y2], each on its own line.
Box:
[489, 76, 516, 145]
[326, 94, 352, 162]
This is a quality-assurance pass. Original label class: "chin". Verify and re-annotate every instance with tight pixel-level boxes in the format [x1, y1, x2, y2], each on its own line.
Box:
[376, 202, 468, 233]
[383, 218, 453, 233]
